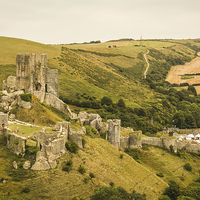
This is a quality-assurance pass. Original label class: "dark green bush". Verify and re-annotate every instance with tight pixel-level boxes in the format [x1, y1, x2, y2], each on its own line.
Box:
[157, 172, 164, 177]
[110, 182, 114, 186]
[83, 177, 89, 184]
[19, 93, 32, 102]
[78, 165, 86, 174]
[169, 145, 174, 153]
[184, 163, 192, 172]
[163, 180, 180, 200]
[89, 172, 95, 178]
[21, 187, 30, 193]
[25, 145, 39, 157]
[62, 160, 73, 172]
[90, 186, 137, 200]
[65, 140, 79, 154]
[82, 138, 86, 148]
[120, 154, 124, 159]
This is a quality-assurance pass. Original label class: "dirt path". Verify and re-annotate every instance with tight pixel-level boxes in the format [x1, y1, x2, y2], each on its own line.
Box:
[144, 49, 149, 79]
[166, 52, 200, 94]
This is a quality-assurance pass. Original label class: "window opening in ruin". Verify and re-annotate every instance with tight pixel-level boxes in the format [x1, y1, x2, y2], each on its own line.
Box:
[35, 83, 41, 91]
[40, 144, 42, 150]
[45, 84, 47, 93]
[38, 61, 41, 68]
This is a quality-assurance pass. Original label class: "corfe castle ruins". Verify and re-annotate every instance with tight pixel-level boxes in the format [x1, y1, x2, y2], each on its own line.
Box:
[1, 53, 200, 170]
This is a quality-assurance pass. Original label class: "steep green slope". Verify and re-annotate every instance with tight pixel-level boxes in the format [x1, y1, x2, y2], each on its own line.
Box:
[1, 135, 200, 200]
[0, 135, 168, 200]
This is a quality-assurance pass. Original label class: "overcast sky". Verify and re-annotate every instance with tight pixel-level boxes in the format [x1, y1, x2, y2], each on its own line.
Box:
[0, 0, 200, 44]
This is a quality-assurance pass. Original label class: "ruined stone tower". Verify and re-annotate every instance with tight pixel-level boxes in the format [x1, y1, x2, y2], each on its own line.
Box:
[107, 119, 121, 148]
[16, 54, 30, 92]
[4, 53, 59, 102]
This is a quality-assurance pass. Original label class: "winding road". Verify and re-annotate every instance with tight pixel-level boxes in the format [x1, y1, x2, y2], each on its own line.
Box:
[143, 49, 149, 79]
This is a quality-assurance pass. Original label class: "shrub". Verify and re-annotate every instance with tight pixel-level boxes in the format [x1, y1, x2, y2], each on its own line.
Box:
[91, 127, 97, 134]
[78, 165, 86, 174]
[62, 160, 73, 172]
[83, 177, 89, 184]
[19, 93, 32, 102]
[25, 145, 39, 157]
[169, 145, 174, 153]
[65, 140, 79, 154]
[85, 125, 91, 135]
[89, 172, 95, 179]
[90, 186, 139, 200]
[120, 154, 124, 159]
[21, 187, 30, 193]
[100, 131, 107, 139]
[184, 163, 192, 172]
[101, 96, 113, 106]
[82, 138, 86, 148]
[110, 182, 114, 186]
[157, 172, 164, 177]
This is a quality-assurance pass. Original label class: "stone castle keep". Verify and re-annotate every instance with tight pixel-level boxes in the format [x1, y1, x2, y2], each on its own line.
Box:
[3, 53, 59, 102]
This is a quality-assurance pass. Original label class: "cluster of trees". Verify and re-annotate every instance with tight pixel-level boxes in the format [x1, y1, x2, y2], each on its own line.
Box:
[90, 186, 146, 200]
[160, 180, 200, 200]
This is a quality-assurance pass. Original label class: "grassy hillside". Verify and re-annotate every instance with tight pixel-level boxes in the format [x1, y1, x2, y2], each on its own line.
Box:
[1, 135, 200, 199]
[0, 135, 167, 200]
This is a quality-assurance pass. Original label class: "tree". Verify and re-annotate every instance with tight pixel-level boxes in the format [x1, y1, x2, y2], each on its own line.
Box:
[117, 98, 126, 109]
[163, 180, 180, 200]
[173, 111, 185, 129]
[188, 85, 197, 96]
[184, 113, 196, 128]
[101, 96, 113, 106]
[90, 186, 132, 200]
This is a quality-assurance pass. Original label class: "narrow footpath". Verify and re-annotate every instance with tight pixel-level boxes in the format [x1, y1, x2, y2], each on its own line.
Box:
[143, 49, 149, 79]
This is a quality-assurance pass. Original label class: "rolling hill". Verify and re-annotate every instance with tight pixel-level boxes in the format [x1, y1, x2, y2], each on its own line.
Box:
[1, 37, 200, 199]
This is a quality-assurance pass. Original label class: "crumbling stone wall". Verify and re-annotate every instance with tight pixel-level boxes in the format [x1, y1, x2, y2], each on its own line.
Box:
[107, 119, 121, 148]
[7, 133, 26, 156]
[129, 132, 142, 149]
[120, 132, 142, 150]
[43, 93, 73, 118]
[2, 76, 16, 92]
[46, 68, 59, 97]
[120, 137, 129, 150]
[142, 137, 178, 153]
[0, 112, 8, 136]
[31, 121, 72, 170]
